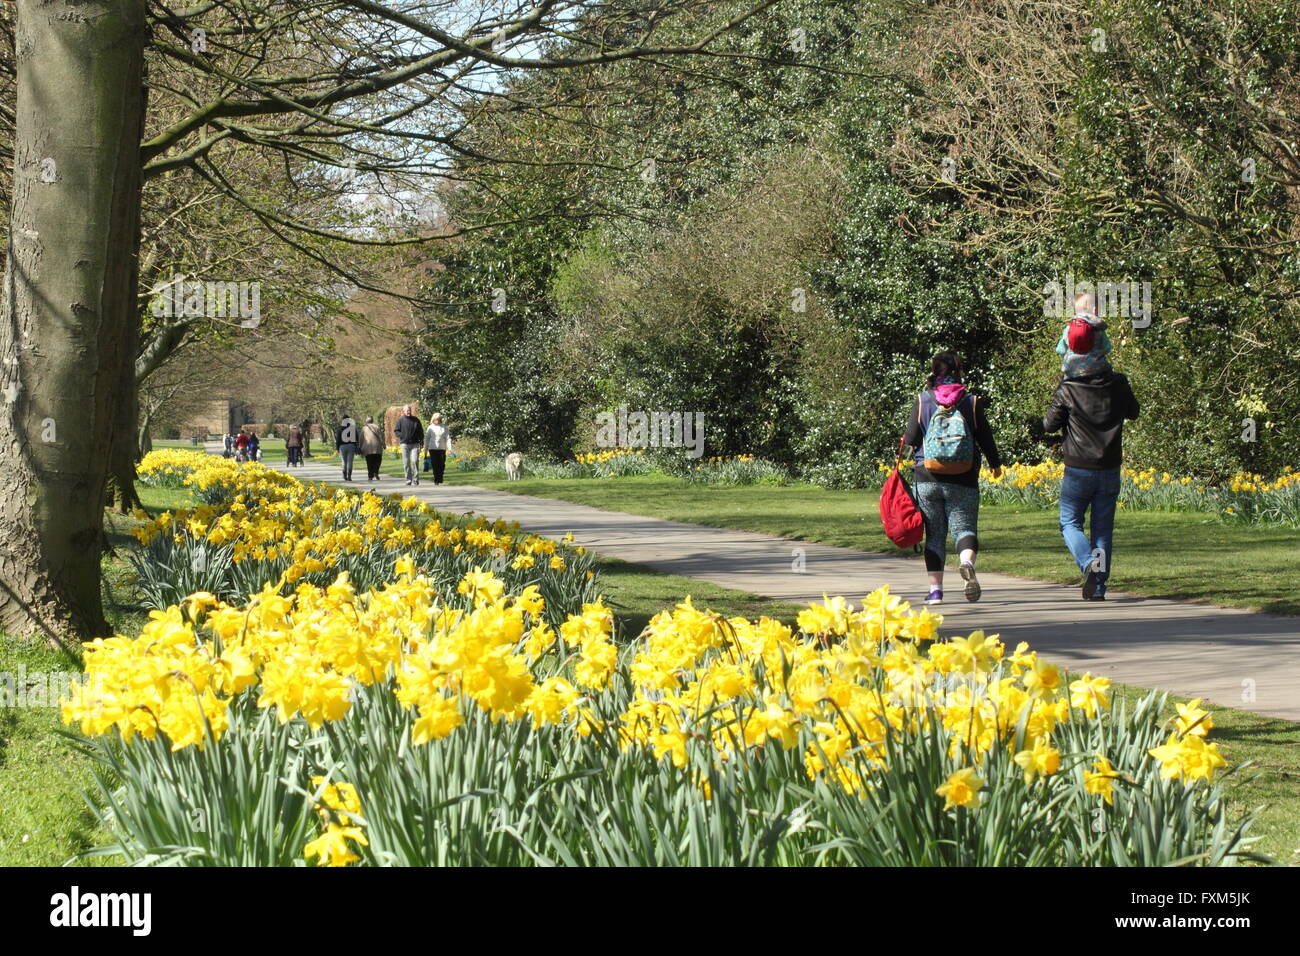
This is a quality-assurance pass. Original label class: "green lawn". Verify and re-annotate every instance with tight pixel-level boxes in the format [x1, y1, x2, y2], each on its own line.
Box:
[0, 483, 187, 867]
[441, 471, 1300, 616]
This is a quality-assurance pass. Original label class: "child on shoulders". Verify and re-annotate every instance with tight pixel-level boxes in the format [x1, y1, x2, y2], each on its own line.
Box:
[1058, 291, 1112, 379]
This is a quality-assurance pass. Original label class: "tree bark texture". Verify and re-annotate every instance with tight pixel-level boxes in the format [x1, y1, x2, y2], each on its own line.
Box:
[0, 0, 148, 643]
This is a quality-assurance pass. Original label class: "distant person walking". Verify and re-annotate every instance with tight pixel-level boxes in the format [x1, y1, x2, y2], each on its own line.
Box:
[248, 431, 261, 462]
[394, 404, 424, 486]
[336, 414, 358, 482]
[302, 420, 313, 459]
[1042, 294, 1141, 601]
[234, 428, 250, 462]
[359, 415, 385, 481]
[285, 423, 304, 467]
[424, 413, 452, 486]
[902, 351, 1003, 605]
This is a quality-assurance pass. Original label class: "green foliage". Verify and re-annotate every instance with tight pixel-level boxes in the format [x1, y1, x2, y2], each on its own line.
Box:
[407, 0, 1298, 485]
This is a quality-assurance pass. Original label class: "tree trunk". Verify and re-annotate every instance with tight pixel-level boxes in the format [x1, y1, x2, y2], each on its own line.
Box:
[110, 374, 144, 513]
[137, 408, 153, 459]
[0, 0, 148, 644]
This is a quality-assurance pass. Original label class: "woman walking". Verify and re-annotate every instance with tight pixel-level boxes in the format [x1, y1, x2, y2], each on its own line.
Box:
[359, 415, 385, 481]
[285, 423, 304, 467]
[424, 412, 452, 485]
[902, 351, 1002, 604]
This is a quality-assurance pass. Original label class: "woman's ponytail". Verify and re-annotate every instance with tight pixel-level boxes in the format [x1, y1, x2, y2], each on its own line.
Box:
[927, 351, 964, 389]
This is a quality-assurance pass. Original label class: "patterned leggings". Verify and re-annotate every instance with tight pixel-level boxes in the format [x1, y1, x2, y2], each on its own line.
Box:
[915, 481, 981, 572]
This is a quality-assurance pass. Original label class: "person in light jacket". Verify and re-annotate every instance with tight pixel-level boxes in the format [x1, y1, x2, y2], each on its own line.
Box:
[393, 404, 424, 485]
[424, 413, 452, 486]
[359, 415, 385, 481]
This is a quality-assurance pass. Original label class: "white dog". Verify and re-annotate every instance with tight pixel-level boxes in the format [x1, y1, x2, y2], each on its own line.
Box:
[504, 452, 523, 481]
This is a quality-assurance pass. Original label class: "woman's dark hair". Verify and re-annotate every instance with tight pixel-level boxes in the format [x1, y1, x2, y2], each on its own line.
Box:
[927, 351, 963, 389]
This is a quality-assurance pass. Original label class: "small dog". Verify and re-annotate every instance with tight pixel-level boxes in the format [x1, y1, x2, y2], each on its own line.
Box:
[504, 452, 523, 480]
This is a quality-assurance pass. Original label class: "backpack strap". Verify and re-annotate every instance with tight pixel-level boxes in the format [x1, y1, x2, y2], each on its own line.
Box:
[925, 390, 976, 426]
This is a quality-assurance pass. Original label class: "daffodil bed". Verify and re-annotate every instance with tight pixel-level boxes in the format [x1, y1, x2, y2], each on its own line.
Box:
[479, 448, 1297, 524]
[130, 449, 599, 628]
[59, 455, 1257, 866]
[976, 463, 1298, 526]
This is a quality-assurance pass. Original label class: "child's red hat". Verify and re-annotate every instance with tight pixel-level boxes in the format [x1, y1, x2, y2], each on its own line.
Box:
[1067, 317, 1096, 354]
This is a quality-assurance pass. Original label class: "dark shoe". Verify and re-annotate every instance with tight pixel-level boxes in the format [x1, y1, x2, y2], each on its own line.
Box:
[959, 563, 981, 602]
[1082, 569, 1099, 600]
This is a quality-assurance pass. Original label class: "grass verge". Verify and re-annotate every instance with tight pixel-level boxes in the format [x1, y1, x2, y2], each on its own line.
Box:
[0, 483, 184, 866]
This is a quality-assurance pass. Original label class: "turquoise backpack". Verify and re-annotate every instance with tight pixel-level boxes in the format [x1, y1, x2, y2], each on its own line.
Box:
[920, 392, 975, 475]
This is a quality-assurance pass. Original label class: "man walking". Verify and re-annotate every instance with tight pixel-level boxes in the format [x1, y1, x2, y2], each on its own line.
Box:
[336, 414, 359, 482]
[1042, 356, 1140, 601]
[424, 412, 452, 486]
[394, 404, 424, 486]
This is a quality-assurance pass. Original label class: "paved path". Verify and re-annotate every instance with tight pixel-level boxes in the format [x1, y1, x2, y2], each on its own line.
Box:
[250, 450, 1299, 721]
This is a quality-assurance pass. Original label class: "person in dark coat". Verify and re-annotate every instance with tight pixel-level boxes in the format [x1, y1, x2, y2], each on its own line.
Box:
[1042, 360, 1140, 601]
[393, 404, 424, 486]
[286, 423, 304, 467]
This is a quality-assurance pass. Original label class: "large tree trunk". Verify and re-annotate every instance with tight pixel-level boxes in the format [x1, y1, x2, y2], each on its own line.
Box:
[0, 0, 148, 644]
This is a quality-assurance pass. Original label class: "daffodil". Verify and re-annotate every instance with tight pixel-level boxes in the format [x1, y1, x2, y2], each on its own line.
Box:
[1083, 755, 1119, 805]
[937, 767, 984, 810]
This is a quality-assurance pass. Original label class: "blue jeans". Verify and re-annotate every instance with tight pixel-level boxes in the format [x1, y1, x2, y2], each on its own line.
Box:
[1060, 466, 1120, 589]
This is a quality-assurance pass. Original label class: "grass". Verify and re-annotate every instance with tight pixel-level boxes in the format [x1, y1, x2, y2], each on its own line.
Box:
[438, 471, 1300, 616]
[0, 636, 109, 866]
[594, 555, 808, 641]
[0, 483, 185, 867]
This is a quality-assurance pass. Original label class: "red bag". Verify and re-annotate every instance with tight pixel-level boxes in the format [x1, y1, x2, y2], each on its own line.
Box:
[879, 437, 924, 548]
